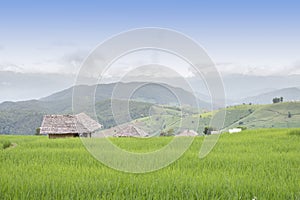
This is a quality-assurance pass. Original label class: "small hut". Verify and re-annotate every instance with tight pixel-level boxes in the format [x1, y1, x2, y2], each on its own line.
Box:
[113, 125, 149, 137]
[40, 113, 102, 139]
[228, 128, 242, 134]
[176, 129, 198, 137]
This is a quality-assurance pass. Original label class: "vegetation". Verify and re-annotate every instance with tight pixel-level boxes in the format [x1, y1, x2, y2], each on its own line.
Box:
[0, 139, 11, 149]
[136, 102, 300, 135]
[273, 96, 283, 103]
[288, 129, 300, 136]
[0, 99, 173, 134]
[0, 129, 299, 199]
[203, 126, 214, 135]
[160, 128, 175, 136]
[2, 98, 300, 136]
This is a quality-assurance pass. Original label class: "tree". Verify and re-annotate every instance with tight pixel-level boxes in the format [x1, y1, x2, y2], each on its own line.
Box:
[273, 97, 281, 104]
[203, 127, 214, 135]
[237, 126, 247, 130]
[167, 128, 174, 136]
[160, 128, 175, 136]
[35, 127, 40, 135]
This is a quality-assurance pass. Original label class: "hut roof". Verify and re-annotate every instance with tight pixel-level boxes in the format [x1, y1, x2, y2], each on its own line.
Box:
[113, 125, 149, 137]
[176, 129, 198, 137]
[40, 113, 102, 135]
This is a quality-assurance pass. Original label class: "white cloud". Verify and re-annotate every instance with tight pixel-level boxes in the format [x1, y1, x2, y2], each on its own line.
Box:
[0, 63, 24, 73]
[215, 61, 300, 76]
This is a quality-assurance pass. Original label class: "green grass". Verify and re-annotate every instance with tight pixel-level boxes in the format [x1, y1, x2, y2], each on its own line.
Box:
[0, 129, 299, 199]
[0, 139, 11, 149]
[288, 129, 300, 136]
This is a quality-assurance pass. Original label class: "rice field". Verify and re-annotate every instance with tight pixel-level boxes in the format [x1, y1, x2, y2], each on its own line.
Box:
[0, 129, 299, 199]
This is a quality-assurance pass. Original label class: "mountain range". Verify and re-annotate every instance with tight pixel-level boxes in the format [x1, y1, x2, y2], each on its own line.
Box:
[236, 87, 300, 105]
[2, 70, 300, 103]
[0, 82, 205, 134]
[1, 80, 300, 135]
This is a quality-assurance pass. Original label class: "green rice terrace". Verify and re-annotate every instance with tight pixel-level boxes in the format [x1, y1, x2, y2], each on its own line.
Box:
[132, 102, 300, 135]
[1, 129, 299, 199]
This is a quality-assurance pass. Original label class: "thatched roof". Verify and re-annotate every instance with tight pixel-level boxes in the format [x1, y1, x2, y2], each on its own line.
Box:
[176, 129, 198, 137]
[40, 113, 102, 135]
[113, 125, 149, 137]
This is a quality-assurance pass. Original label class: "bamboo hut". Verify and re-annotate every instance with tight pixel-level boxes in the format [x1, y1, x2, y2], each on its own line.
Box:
[113, 125, 149, 137]
[40, 113, 102, 138]
[176, 129, 198, 137]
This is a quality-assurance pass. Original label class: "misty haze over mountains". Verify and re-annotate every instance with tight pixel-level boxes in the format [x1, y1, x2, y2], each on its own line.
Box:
[1, 70, 300, 105]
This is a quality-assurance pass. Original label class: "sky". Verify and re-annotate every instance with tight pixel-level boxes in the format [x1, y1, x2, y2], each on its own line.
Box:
[0, 0, 300, 76]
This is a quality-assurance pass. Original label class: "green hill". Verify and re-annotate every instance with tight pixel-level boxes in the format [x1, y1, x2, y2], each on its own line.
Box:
[240, 87, 300, 104]
[133, 102, 300, 135]
[226, 102, 300, 129]
[0, 81, 208, 135]
[1, 83, 300, 135]
[197, 102, 300, 131]
[0, 99, 179, 134]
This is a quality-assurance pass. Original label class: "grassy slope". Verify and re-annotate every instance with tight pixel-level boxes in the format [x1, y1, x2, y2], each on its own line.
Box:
[138, 102, 300, 134]
[226, 102, 300, 129]
[0, 99, 165, 134]
[0, 129, 299, 199]
[1, 101, 300, 135]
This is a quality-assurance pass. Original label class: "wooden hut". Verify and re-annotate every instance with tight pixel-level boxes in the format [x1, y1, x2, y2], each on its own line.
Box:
[113, 125, 149, 137]
[176, 129, 198, 137]
[40, 113, 102, 139]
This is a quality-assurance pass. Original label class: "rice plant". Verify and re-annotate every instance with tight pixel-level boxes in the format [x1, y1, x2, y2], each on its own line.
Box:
[0, 129, 299, 199]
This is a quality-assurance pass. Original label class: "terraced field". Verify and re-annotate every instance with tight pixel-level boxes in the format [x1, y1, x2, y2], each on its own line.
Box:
[0, 129, 299, 199]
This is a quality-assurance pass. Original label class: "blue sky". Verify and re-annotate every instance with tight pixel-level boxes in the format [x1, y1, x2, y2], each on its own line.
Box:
[0, 0, 300, 75]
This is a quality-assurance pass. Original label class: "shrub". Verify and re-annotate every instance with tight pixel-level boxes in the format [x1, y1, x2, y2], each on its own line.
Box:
[288, 129, 300, 136]
[237, 126, 247, 130]
[160, 128, 174, 136]
[2, 140, 11, 149]
[35, 127, 41, 135]
[203, 127, 214, 135]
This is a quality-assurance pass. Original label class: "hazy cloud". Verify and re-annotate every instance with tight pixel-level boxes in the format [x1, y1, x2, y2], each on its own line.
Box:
[59, 50, 87, 71]
[0, 49, 88, 75]
[214, 61, 300, 76]
[0, 63, 24, 73]
[288, 61, 300, 75]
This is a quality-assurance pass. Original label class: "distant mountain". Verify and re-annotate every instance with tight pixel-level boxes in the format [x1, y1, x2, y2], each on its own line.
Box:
[238, 87, 300, 104]
[218, 74, 300, 101]
[2, 71, 300, 104]
[0, 99, 157, 135]
[41, 82, 210, 108]
[0, 82, 207, 135]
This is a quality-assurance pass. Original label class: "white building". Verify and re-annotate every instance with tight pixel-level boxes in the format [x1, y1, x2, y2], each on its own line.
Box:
[229, 128, 242, 134]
